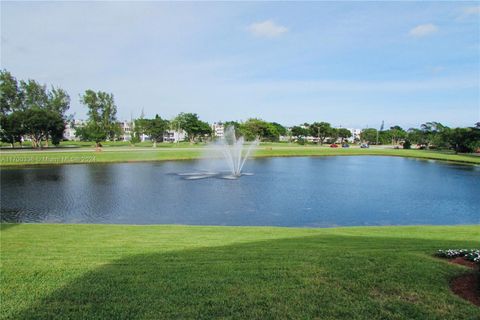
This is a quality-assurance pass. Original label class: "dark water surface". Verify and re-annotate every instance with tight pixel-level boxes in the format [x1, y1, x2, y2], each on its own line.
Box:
[1, 156, 479, 227]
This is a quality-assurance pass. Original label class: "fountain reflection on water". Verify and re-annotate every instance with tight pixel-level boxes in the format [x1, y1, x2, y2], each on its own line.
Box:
[178, 126, 259, 180]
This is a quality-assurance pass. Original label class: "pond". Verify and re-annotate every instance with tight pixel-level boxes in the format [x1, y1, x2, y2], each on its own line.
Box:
[1, 156, 479, 227]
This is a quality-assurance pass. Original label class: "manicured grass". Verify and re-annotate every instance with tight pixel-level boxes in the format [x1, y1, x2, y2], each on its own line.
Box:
[1, 146, 479, 166]
[254, 147, 480, 164]
[0, 141, 199, 148]
[0, 141, 297, 149]
[1, 224, 479, 319]
[0, 148, 204, 166]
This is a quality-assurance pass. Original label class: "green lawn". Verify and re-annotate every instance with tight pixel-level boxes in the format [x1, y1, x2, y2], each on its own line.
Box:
[1, 224, 479, 319]
[1, 146, 479, 166]
[0, 141, 200, 148]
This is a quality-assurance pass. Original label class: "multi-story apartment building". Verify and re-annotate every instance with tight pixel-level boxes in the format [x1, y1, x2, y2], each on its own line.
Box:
[211, 122, 225, 138]
[118, 120, 134, 141]
[163, 130, 187, 143]
[63, 119, 86, 141]
[346, 128, 362, 143]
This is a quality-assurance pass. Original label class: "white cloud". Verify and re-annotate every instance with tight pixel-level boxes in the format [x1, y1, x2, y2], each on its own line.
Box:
[463, 6, 480, 16]
[409, 24, 438, 37]
[247, 20, 288, 38]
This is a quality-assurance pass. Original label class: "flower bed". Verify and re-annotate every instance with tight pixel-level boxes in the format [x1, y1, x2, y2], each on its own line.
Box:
[436, 249, 480, 264]
[436, 249, 480, 306]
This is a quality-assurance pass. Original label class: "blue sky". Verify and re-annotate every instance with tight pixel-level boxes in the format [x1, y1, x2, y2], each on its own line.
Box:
[1, 1, 479, 129]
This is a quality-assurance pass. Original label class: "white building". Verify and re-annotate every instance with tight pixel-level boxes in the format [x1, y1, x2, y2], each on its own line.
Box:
[118, 120, 134, 141]
[63, 119, 86, 141]
[163, 129, 187, 143]
[279, 135, 290, 142]
[211, 122, 225, 138]
[140, 134, 150, 142]
[346, 128, 362, 143]
[63, 123, 76, 141]
[332, 127, 362, 143]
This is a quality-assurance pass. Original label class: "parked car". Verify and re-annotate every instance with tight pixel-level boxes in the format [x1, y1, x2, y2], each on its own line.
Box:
[330, 144, 339, 148]
[360, 143, 369, 148]
[342, 143, 350, 148]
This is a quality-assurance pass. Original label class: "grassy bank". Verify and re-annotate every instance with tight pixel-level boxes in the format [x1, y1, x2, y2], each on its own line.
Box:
[1, 146, 479, 166]
[1, 224, 479, 319]
[0, 141, 204, 149]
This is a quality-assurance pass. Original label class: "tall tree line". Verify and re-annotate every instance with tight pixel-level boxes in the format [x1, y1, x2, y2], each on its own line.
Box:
[290, 123, 352, 145]
[2, 70, 478, 152]
[0, 70, 70, 148]
[359, 122, 480, 153]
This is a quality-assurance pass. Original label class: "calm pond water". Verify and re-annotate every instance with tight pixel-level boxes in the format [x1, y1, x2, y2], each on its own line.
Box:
[1, 156, 479, 227]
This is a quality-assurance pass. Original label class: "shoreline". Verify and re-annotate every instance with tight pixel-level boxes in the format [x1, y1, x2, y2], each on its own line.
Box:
[1, 147, 479, 167]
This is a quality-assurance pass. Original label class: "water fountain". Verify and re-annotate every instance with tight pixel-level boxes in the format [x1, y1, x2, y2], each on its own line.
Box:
[178, 126, 259, 180]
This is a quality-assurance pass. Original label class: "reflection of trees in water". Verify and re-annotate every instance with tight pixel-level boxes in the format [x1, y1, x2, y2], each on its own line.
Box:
[30, 167, 64, 182]
[0, 210, 24, 223]
[82, 165, 119, 222]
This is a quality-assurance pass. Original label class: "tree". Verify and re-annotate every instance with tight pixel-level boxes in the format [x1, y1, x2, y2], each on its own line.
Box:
[291, 126, 309, 139]
[328, 128, 339, 143]
[171, 113, 211, 143]
[76, 122, 104, 145]
[22, 108, 64, 148]
[223, 121, 241, 131]
[47, 87, 70, 117]
[444, 127, 480, 153]
[0, 111, 25, 147]
[407, 128, 425, 145]
[146, 115, 169, 147]
[48, 113, 66, 146]
[403, 139, 412, 149]
[388, 125, 406, 146]
[309, 122, 332, 145]
[420, 121, 447, 148]
[1, 72, 70, 148]
[196, 121, 212, 142]
[360, 128, 378, 144]
[112, 123, 122, 142]
[223, 121, 243, 139]
[0, 70, 22, 114]
[20, 79, 49, 111]
[337, 128, 352, 143]
[77, 90, 119, 147]
[241, 118, 279, 141]
[132, 118, 149, 144]
[270, 122, 287, 137]
[22, 80, 70, 146]
[377, 130, 392, 145]
[0, 70, 24, 147]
